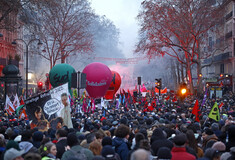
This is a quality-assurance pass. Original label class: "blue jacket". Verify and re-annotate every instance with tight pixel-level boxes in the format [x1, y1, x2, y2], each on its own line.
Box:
[112, 137, 129, 160]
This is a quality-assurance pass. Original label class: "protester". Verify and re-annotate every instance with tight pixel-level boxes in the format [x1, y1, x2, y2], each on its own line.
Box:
[4, 148, 24, 160]
[1, 86, 235, 160]
[61, 132, 94, 160]
[112, 124, 130, 160]
[55, 129, 68, 159]
[171, 133, 196, 160]
[130, 149, 150, 160]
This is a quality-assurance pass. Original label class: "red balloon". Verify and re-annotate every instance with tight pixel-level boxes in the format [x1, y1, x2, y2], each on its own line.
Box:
[83, 62, 112, 99]
[104, 71, 122, 100]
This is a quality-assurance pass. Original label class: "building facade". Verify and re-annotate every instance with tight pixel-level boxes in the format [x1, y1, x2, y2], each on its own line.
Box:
[202, 0, 235, 93]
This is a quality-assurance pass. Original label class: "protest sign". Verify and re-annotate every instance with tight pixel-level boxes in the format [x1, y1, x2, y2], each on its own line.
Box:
[25, 83, 70, 131]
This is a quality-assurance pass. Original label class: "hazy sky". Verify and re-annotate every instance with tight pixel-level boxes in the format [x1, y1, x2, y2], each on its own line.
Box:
[90, 0, 142, 58]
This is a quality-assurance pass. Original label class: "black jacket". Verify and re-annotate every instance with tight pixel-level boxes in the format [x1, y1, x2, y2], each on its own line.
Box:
[56, 138, 67, 159]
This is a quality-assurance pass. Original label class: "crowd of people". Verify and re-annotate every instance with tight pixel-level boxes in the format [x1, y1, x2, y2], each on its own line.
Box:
[0, 91, 235, 160]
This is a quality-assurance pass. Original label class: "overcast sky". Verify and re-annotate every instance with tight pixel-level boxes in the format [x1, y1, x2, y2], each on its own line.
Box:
[90, 0, 142, 58]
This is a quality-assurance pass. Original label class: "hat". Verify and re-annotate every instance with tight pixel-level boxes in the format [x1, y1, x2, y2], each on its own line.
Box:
[100, 117, 106, 122]
[6, 140, 20, 150]
[67, 133, 78, 147]
[101, 145, 115, 158]
[211, 123, 219, 131]
[102, 137, 112, 147]
[173, 133, 187, 146]
[205, 128, 214, 135]
[4, 148, 24, 160]
[212, 141, 226, 151]
[32, 131, 43, 142]
[157, 147, 172, 159]
[14, 135, 22, 142]
[112, 121, 118, 126]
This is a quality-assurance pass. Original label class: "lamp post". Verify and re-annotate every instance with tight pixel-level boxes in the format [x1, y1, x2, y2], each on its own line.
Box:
[12, 38, 42, 99]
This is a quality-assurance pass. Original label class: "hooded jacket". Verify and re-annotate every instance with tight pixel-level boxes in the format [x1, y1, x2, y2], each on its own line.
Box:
[226, 125, 235, 152]
[112, 137, 129, 160]
[150, 128, 173, 156]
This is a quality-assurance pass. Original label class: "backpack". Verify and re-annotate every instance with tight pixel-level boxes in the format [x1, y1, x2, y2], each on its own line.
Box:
[69, 148, 87, 160]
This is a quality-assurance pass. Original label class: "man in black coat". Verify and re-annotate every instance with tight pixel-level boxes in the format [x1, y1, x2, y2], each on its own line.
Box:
[56, 129, 68, 159]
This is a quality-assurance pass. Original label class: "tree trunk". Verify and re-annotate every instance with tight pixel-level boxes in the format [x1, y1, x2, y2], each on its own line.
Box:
[171, 61, 178, 90]
[180, 63, 184, 83]
[186, 64, 193, 93]
[176, 61, 181, 84]
[197, 59, 203, 95]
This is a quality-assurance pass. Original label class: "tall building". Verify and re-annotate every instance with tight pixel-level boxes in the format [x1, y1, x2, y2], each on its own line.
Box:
[202, 0, 235, 94]
[0, 3, 24, 77]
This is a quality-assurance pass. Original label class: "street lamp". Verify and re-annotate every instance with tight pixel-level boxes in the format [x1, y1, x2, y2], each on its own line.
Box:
[12, 38, 42, 99]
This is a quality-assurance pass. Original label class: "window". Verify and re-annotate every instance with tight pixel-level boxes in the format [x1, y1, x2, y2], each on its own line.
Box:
[220, 63, 224, 73]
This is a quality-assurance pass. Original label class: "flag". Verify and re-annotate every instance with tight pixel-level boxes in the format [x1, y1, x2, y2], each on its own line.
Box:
[219, 102, 224, 108]
[165, 96, 170, 101]
[16, 105, 24, 116]
[5, 95, 15, 115]
[13, 94, 20, 110]
[19, 109, 27, 119]
[161, 88, 167, 94]
[192, 100, 200, 122]
[208, 102, 220, 121]
[122, 94, 125, 104]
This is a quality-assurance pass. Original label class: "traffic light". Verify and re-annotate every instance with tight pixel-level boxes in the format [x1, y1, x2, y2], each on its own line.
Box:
[38, 82, 43, 91]
[155, 78, 162, 89]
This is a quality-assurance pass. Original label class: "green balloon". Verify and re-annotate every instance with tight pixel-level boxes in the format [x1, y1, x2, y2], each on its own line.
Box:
[49, 63, 75, 89]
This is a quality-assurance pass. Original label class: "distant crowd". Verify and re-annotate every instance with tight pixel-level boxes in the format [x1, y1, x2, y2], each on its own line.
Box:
[0, 91, 235, 160]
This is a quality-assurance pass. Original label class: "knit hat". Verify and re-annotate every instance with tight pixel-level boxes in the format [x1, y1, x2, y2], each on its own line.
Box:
[102, 136, 112, 147]
[67, 133, 78, 147]
[6, 140, 20, 150]
[101, 145, 115, 158]
[212, 141, 226, 151]
[173, 133, 187, 146]
[205, 128, 214, 135]
[32, 131, 43, 142]
[157, 147, 172, 159]
[4, 148, 24, 160]
[211, 123, 219, 131]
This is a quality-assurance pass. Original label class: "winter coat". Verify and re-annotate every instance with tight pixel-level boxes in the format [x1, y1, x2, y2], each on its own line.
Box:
[150, 128, 173, 156]
[56, 138, 67, 159]
[112, 137, 129, 160]
[226, 125, 235, 152]
[171, 147, 196, 160]
[61, 145, 94, 160]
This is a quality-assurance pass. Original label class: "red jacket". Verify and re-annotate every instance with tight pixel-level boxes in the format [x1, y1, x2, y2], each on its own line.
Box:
[171, 147, 196, 160]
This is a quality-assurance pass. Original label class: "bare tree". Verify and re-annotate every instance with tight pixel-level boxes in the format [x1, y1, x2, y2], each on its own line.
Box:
[136, 0, 224, 92]
[30, 0, 94, 69]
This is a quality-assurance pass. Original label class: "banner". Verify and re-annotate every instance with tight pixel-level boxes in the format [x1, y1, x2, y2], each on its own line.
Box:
[208, 102, 220, 121]
[25, 83, 71, 131]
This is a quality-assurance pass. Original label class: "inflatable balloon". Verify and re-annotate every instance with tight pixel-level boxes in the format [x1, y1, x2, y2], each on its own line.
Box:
[49, 63, 75, 89]
[104, 71, 121, 99]
[83, 62, 112, 99]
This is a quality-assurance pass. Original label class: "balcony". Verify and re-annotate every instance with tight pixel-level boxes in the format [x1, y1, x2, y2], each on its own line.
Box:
[225, 31, 232, 39]
[204, 52, 231, 64]
[225, 11, 233, 21]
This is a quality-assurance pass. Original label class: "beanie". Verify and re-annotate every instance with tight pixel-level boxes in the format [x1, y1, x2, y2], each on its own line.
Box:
[157, 147, 172, 159]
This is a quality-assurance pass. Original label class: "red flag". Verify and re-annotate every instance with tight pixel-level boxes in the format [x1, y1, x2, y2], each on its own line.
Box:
[219, 102, 224, 108]
[165, 96, 170, 101]
[19, 109, 27, 119]
[20, 98, 24, 105]
[192, 100, 200, 122]
[172, 96, 177, 102]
